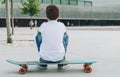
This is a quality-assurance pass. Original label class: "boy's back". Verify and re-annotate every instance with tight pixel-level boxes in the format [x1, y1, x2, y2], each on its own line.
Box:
[39, 20, 66, 61]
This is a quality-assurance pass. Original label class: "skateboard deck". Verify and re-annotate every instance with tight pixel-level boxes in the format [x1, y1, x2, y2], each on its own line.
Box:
[6, 59, 96, 74]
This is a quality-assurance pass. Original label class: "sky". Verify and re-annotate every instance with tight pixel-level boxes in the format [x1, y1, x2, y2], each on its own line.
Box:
[91, 0, 120, 7]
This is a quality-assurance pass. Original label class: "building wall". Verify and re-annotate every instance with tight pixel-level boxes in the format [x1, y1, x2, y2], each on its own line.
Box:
[0, 0, 120, 27]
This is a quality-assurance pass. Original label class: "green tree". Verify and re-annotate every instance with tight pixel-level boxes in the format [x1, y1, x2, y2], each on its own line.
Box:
[21, 0, 40, 28]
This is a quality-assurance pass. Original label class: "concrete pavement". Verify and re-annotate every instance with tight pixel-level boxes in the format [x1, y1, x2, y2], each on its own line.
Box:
[1, 26, 120, 41]
[0, 27, 120, 77]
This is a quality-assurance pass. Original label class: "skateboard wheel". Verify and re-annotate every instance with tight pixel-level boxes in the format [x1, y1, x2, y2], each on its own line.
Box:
[23, 65, 28, 71]
[19, 67, 26, 74]
[84, 66, 92, 73]
[83, 64, 89, 69]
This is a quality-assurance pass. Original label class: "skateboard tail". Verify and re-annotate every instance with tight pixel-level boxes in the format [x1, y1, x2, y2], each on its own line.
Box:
[6, 59, 19, 65]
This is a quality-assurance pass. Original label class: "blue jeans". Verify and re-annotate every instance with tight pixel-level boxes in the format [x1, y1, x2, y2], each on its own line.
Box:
[35, 32, 42, 52]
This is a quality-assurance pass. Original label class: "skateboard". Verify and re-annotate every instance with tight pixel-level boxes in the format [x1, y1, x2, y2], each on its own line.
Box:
[6, 59, 96, 74]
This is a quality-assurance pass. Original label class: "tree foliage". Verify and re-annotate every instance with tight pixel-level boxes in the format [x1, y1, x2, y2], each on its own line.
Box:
[21, 0, 40, 18]
[1, 0, 6, 4]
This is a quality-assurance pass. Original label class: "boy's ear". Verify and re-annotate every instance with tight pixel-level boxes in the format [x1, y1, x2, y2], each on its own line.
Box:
[56, 15, 60, 20]
[58, 14, 60, 18]
[46, 15, 49, 20]
[58, 15, 60, 19]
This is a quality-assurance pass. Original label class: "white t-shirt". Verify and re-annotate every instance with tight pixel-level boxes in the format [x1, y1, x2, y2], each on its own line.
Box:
[39, 20, 66, 61]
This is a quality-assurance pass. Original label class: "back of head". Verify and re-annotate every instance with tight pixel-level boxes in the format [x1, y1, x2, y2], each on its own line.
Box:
[46, 5, 59, 20]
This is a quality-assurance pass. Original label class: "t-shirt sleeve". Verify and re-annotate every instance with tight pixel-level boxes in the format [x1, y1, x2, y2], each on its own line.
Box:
[38, 22, 46, 32]
[60, 22, 66, 33]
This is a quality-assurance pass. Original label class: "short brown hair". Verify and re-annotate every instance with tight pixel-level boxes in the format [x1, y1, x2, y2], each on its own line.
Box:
[46, 5, 59, 20]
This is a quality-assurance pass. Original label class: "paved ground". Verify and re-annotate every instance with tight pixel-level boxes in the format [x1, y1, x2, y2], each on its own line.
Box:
[0, 27, 120, 77]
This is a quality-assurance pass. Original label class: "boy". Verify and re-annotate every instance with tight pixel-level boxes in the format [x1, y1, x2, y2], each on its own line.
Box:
[35, 5, 69, 69]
